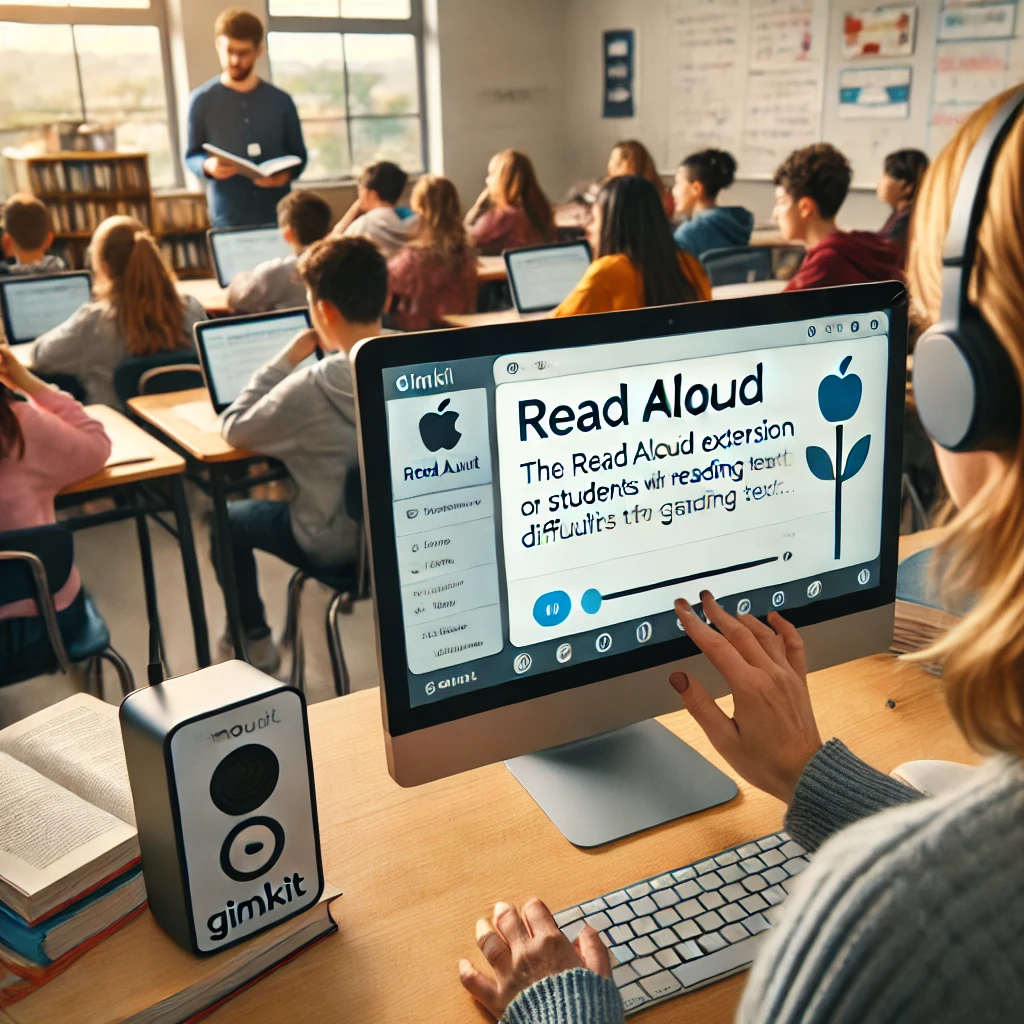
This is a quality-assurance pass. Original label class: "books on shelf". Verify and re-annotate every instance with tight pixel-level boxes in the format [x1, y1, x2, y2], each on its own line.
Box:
[45, 199, 150, 235]
[27, 158, 148, 196]
[160, 237, 211, 276]
[153, 192, 210, 234]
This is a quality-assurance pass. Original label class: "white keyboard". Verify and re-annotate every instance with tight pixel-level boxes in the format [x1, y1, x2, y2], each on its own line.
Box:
[553, 830, 809, 1014]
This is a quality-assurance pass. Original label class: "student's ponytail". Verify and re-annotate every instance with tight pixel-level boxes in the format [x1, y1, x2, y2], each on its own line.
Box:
[682, 149, 738, 199]
[0, 385, 25, 461]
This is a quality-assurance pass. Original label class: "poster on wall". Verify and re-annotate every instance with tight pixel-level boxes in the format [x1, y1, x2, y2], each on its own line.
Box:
[741, 64, 825, 175]
[930, 39, 1011, 150]
[603, 30, 635, 118]
[749, 0, 816, 63]
[842, 6, 917, 57]
[937, 2, 1017, 41]
[838, 66, 912, 117]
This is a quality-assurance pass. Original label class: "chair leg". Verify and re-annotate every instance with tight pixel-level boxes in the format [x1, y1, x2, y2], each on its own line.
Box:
[98, 648, 135, 697]
[326, 591, 351, 697]
[280, 571, 308, 653]
[87, 657, 101, 698]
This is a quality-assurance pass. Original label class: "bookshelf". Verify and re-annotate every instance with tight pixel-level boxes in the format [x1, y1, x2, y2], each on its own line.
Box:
[152, 189, 213, 280]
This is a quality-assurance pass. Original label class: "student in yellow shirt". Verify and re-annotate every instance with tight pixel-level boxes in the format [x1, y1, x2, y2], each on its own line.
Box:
[553, 176, 711, 318]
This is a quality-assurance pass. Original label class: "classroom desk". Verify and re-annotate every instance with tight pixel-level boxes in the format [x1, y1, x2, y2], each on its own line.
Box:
[711, 279, 788, 300]
[56, 405, 210, 671]
[13, 570, 977, 1023]
[177, 277, 231, 317]
[476, 255, 508, 283]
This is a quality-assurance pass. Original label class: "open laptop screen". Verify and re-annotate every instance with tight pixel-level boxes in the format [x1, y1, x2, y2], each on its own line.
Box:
[0, 272, 92, 345]
[505, 242, 592, 314]
[208, 226, 291, 287]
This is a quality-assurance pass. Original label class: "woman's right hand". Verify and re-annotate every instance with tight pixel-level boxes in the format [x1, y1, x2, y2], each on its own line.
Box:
[671, 591, 823, 805]
[0, 345, 46, 396]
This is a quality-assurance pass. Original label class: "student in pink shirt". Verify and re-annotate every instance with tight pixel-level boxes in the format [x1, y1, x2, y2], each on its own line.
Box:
[0, 347, 110, 631]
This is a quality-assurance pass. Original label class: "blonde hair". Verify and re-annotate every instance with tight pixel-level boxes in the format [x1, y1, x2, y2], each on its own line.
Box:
[907, 88, 1024, 756]
[410, 175, 470, 262]
[610, 140, 668, 202]
[489, 149, 554, 240]
[91, 216, 187, 357]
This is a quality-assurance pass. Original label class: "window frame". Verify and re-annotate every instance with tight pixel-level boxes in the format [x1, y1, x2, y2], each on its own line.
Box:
[265, 0, 427, 182]
[0, 0, 182, 188]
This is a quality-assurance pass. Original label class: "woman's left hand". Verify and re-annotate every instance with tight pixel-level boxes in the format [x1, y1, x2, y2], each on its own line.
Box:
[459, 899, 611, 1019]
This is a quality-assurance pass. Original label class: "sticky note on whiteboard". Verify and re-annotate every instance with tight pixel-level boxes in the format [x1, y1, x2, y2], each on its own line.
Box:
[607, 39, 629, 57]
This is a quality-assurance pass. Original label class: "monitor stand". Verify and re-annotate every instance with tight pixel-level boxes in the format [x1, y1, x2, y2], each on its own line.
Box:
[505, 719, 738, 848]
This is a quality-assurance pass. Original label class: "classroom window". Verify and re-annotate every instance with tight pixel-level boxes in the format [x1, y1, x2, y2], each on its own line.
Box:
[266, 0, 424, 181]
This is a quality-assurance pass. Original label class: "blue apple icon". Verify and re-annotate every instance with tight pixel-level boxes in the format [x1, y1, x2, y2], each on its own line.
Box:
[418, 398, 462, 452]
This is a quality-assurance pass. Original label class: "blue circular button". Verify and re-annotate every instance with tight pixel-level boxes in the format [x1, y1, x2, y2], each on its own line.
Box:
[533, 592, 571, 627]
[581, 588, 603, 615]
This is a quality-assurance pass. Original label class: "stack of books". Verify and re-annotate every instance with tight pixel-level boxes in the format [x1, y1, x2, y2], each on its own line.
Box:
[891, 546, 961, 671]
[1, 695, 340, 1019]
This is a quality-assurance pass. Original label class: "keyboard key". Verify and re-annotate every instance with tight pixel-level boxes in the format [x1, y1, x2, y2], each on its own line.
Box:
[630, 935, 657, 957]
[786, 857, 810, 876]
[743, 874, 768, 892]
[763, 885, 786, 906]
[736, 843, 761, 858]
[585, 912, 612, 932]
[631, 896, 657, 916]
[715, 850, 740, 866]
[757, 834, 782, 851]
[633, 916, 657, 936]
[672, 867, 696, 883]
[698, 872, 725, 891]
[597, 930, 613, 948]
[778, 831, 791, 842]
[759, 848, 786, 868]
[718, 864, 745, 884]
[672, 933, 767, 989]
[605, 889, 629, 907]
[677, 938, 703, 961]
[640, 970, 682, 999]
[655, 948, 681, 969]
[673, 919, 701, 941]
[608, 924, 634, 945]
[654, 907, 681, 928]
[740, 894, 769, 915]
[780, 840, 806, 859]
[696, 910, 725, 932]
[740, 857, 766, 875]
[652, 928, 678, 949]
[618, 983, 652, 1011]
[560, 920, 585, 943]
[613, 963, 637, 986]
[721, 922, 750, 944]
[609, 903, 635, 925]
[763, 866, 788, 886]
[651, 874, 675, 890]
[675, 880, 701, 900]
[698, 931, 727, 954]
[610, 944, 633, 963]
[695, 859, 718, 874]
[743, 912, 770, 934]
[627, 882, 652, 899]
[698, 891, 725, 911]
[581, 898, 607, 915]
[720, 903, 746, 923]
[553, 907, 582, 927]
[721, 882, 746, 903]
[653, 888, 680, 909]
[631, 956, 661, 978]
[678, 899, 703, 919]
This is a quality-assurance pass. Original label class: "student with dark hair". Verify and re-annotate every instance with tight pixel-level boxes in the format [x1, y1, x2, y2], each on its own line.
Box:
[333, 161, 417, 259]
[218, 237, 388, 672]
[227, 189, 332, 313]
[465, 150, 555, 255]
[671, 149, 754, 258]
[877, 148, 930, 255]
[1, 194, 66, 276]
[553, 175, 710, 317]
[774, 143, 903, 292]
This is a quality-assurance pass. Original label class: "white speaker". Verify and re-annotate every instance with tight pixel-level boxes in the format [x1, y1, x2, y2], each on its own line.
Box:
[120, 661, 324, 954]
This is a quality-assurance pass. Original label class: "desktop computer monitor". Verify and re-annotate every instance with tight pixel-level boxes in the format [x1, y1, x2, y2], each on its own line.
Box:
[0, 271, 92, 345]
[207, 225, 291, 287]
[352, 283, 907, 844]
[504, 242, 592, 314]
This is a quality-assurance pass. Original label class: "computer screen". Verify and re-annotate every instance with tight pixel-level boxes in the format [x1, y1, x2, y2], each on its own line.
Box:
[194, 309, 316, 412]
[505, 243, 593, 313]
[0, 272, 92, 345]
[208, 226, 291, 287]
[354, 284, 906, 742]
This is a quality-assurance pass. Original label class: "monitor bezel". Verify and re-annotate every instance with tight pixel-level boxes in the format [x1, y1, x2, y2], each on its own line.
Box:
[193, 307, 314, 413]
[206, 224, 286, 287]
[353, 282, 909, 740]
[0, 270, 92, 345]
[504, 241, 593, 314]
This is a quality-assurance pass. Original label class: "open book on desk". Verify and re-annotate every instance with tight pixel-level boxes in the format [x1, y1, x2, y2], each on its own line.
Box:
[0, 695, 139, 924]
[202, 144, 302, 181]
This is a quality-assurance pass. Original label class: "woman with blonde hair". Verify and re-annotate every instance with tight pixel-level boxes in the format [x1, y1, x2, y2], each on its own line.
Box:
[607, 139, 674, 218]
[33, 216, 206, 407]
[457, 88, 1024, 1024]
[389, 175, 478, 331]
[465, 149, 555, 255]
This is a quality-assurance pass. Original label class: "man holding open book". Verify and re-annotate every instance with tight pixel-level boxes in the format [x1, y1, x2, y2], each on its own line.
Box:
[185, 8, 307, 229]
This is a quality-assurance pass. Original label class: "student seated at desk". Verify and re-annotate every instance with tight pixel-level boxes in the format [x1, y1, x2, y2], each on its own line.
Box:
[217, 237, 384, 673]
[458, 92, 1024, 1024]
[774, 144, 903, 292]
[465, 150, 555, 256]
[0, 348, 110, 665]
[332, 161, 417, 259]
[227, 190, 331, 313]
[32, 216, 206, 408]
[553, 175, 710, 318]
[876, 148, 930, 259]
[388, 175, 478, 331]
[671, 149, 754, 258]
[607, 139, 674, 219]
[0, 193, 66, 277]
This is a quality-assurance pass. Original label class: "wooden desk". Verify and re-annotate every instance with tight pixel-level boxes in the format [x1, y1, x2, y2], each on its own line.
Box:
[128, 389, 247, 464]
[711, 279, 788, 300]
[15, 549, 977, 1022]
[177, 277, 230, 316]
[477, 255, 507, 284]
[445, 308, 548, 329]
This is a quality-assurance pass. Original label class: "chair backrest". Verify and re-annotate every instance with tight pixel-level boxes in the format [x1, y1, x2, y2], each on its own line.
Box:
[0, 524, 75, 606]
[344, 463, 364, 524]
[771, 245, 806, 282]
[700, 246, 773, 287]
[138, 363, 205, 396]
[113, 350, 200, 404]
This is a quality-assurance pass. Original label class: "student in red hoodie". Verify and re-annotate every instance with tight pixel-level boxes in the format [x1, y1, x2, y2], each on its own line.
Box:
[773, 143, 904, 291]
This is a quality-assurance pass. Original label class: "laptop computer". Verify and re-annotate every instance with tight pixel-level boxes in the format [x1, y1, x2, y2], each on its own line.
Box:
[207, 225, 292, 288]
[194, 308, 318, 414]
[0, 271, 92, 345]
[504, 241, 592, 314]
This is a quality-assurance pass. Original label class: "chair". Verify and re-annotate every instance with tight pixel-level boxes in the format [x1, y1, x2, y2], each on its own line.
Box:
[0, 525, 134, 698]
[700, 245, 806, 287]
[280, 465, 369, 697]
[113, 351, 203, 405]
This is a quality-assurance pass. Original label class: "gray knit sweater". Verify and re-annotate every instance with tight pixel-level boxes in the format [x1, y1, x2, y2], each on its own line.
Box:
[502, 741, 1024, 1024]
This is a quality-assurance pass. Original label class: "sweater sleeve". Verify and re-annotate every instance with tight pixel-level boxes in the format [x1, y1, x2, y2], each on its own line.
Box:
[28, 387, 112, 486]
[220, 348, 300, 456]
[184, 89, 209, 181]
[32, 304, 99, 382]
[501, 970, 625, 1024]
[784, 739, 923, 852]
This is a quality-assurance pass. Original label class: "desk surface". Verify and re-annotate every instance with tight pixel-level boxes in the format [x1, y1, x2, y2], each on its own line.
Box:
[61, 404, 185, 496]
[476, 255, 507, 283]
[127, 388, 250, 464]
[15, 533, 976, 1024]
[711, 279, 788, 300]
[177, 277, 231, 316]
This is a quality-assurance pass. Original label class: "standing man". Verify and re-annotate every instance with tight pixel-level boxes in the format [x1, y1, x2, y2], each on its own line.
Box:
[186, 8, 308, 228]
